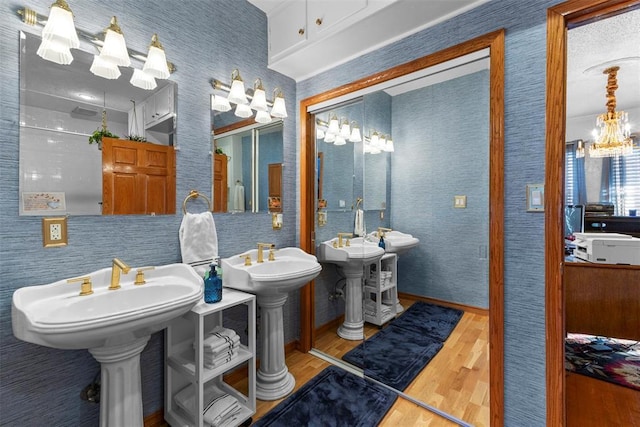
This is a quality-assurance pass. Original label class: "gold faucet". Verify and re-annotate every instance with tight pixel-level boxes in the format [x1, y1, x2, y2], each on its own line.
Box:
[68, 276, 93, 296]
[257, 243, 275, 263]
[110, 258, 131, 290]
[134, 267, 155, 285]
[377, 227, 392, 238]
[337, 232, 353, 248]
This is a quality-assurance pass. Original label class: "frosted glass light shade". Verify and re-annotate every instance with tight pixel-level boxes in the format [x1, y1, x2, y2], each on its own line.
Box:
[41, 2, 79, 49]
[349, 126, 362, 142]
[37, 38, 73, 64]
[250, 88, 268, 111]
[130, 69, 157, 90]
[340, 120, 351, 139]
[211, 95, 231, 112]
[316, 129, 326, 139]
[384, 139, 395, 152]
[334, 135, 346, 146]
[324, 133, 336, 143]
[234, 103, 253, 118]
[270, 95, 287, 118]
[327, 115, 339, 134]
[228, 79, 248, 105]
[100, 27, 130, 67]
[143, 45, 170, 79]
[90, 54, 121, 79]
[255, 110, 272, 124]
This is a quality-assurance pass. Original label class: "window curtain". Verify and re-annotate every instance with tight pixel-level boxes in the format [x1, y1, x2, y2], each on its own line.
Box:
[565, 140, 587, 205]
[608, 143, 639, 215]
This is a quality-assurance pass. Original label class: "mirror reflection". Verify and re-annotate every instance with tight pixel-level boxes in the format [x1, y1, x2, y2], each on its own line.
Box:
[213, 121, 283, 213]
[19, 31, 177, 216]
[310, 48, 492, 425]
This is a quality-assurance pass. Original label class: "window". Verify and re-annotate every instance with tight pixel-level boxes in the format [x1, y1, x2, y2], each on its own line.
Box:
[610, 143, 640, 215]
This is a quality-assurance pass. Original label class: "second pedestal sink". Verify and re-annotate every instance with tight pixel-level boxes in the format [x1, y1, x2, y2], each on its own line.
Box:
[221, 247, 321, 401]
[12, 262, 203, 427]
[317, 237, 385, 340]
[368, 230, 420, 255]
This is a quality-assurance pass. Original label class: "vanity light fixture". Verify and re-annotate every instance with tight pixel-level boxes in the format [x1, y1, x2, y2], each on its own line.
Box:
[316, 116, 361, 143]
[589, 66, 633, 158]
[228, 69, 248, 105]
[270, 88, 288, 119]
[324, 132, 336, 143]
[210, 73, 287, 123]
[340, 118, 351, 139]
[17, 4, 175, 89]
[363, 130, 395, 154]
[327, 114, 340, 135]
[349, 121, 362, 142]
[35, 0, 79, 65]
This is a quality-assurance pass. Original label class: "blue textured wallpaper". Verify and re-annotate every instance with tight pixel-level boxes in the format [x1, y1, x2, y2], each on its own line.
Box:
[297, 1, 560, 425]
[0, 0, 295, 425]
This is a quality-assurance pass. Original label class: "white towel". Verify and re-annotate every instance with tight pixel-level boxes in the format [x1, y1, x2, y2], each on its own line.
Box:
[354, 208, 365, 236]
[232, 183, 245, 212]
[179, 212, 218, 276]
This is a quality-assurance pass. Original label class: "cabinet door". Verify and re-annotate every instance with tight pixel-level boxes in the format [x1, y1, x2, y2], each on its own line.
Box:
[269, 1, 307, 58]
[213, 154, 228, 213]
[144, 85, 174, 126]
[307, 0, 367, 38]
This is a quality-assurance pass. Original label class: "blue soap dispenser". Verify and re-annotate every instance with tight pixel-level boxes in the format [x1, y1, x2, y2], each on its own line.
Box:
[378, 234, 386, 249]
[204, 262, 222, 304]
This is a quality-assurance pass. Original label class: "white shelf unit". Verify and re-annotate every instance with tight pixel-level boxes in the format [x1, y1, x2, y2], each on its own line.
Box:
[363, 253, 398, 326]
[165, 289, 256, 427]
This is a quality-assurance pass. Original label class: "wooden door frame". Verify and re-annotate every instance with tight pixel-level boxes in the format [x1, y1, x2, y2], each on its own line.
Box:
[545, 1, 639, 425]
[299, 30, 505, 425]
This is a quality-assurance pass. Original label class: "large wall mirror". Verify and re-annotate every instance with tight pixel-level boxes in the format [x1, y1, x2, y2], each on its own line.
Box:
[546, 2, 639, 426]
[19, 31, 177, 216]
[300, 31, 504, 425]
[212, 115, 283, 213]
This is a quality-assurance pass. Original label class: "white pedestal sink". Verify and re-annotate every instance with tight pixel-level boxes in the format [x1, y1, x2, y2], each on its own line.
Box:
[11, 263, 203, 427]
[316, 237, 385, 340]
[221, 247, 322, 401]
[368, 230, 420, 312]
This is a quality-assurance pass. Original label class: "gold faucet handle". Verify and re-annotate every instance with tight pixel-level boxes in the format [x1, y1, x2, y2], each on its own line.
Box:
[332, 240, 338, 248]
[67, 276, 93, 296]
[268, 248, 276, 261]
[345, 238, 351, 247]
[134, 267, 155, 285]
[240, 254, 252, 266]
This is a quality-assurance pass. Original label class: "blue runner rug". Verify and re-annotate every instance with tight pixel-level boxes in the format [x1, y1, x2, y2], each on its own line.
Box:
[253, 365, 397, 427]
[343, 301, 464, 390]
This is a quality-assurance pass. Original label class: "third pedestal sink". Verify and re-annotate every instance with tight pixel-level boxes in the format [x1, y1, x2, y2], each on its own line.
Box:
[316, 236, 385, 340]
[221, 246, 321, 400]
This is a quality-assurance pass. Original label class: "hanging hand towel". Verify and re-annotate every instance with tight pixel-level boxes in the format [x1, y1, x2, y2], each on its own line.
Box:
[232, 183, 245, 212]
[354, 208, 365, 236]
[179, 212, 218, 276]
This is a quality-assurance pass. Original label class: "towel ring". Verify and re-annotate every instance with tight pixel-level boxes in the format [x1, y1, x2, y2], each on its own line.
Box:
[182, 190, 212, 214]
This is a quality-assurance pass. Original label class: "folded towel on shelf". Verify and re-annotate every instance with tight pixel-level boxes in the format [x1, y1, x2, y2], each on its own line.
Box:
[203, 350, 239, 369]
[198, 335, 241, 357]
[354, 208, 365, 237]
[364, 300, 392, 316]
[198, 327, 240, 350]
[179, 212, 218, 276]
[174, 383, 242, 427]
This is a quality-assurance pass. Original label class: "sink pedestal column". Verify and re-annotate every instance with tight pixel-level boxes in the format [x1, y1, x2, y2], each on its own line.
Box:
[256, 294, 295, 401]
[337, 265, 365, 341]
[89, 335, 150, 427]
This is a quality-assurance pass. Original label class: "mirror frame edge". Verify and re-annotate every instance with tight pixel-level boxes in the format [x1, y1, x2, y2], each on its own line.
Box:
[545, 0, 640, 425]
[300, 29, 506, 425]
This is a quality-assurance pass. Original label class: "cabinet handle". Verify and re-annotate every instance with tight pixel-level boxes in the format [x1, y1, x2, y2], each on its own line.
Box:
[315, 18, 323, 26]
[298, 28, 305, 36]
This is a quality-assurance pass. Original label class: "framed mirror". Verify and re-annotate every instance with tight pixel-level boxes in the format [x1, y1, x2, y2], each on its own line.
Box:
[300, 31, 505, 425]
[19, 31, 177, 216]
[212, 120, 283, 213]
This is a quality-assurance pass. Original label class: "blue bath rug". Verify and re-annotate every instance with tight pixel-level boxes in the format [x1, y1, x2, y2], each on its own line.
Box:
[342, 301, 463, 390]
[253, 365, 397, 427]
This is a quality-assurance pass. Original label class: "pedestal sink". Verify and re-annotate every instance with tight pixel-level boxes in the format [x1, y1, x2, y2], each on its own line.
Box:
[316, 237, 385, 340]
[368, 230, 420, 312]
[221, 247, 322, 400]
[12, 263, 203, 427]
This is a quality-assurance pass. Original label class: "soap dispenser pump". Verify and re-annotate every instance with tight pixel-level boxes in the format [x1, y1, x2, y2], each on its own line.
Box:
[378, 235, 386, 249]
[204, 262, 222, 304]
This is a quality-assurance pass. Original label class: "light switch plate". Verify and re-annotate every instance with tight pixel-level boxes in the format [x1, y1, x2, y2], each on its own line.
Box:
[454, 195, 467, 208]
[42, 217, 68, 247]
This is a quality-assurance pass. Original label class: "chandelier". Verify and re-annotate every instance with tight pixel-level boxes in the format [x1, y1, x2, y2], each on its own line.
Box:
[589, 66, 633, 158]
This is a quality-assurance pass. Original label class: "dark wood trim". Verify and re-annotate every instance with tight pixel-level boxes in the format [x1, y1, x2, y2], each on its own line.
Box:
[299, 29, 505, 426]
[212, 117, 256, 135]
[544, 1, 640, 426]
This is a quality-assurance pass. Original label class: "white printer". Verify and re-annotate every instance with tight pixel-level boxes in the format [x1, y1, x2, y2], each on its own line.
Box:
[573, 232, 640, 265]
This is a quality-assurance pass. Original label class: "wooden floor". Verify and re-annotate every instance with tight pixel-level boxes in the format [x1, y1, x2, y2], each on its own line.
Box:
[236, 299, 490, 426]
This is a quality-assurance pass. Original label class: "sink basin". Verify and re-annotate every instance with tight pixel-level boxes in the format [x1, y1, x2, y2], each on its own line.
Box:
[368, 230, 420, 255]
[221, 247, 321, 295]
[12, 263, 203, 350]
[316, 237, 385, 267]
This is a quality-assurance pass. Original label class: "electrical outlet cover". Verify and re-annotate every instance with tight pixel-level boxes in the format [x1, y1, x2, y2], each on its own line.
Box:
[42, 217, 68, 247]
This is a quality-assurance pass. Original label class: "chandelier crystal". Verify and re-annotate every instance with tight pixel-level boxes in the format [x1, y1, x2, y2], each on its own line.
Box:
[589, 66, 633, 158]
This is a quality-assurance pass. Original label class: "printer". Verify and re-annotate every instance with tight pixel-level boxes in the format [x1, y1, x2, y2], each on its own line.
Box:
[573, 232, 640, 265]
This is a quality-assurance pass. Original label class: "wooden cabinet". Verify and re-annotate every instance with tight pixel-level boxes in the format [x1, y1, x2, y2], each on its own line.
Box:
[268, 163, 282, 213]
[213, 154, 228, 213]
[101, 137, 176, 215]
[165, 289, 256, 427]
